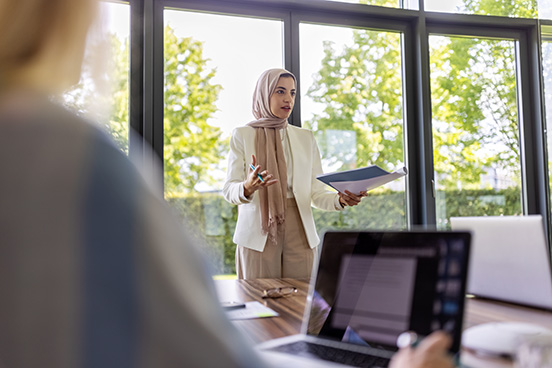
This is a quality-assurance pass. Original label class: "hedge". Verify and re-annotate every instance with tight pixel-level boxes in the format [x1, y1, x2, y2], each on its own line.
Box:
[166, 187, 521, 275]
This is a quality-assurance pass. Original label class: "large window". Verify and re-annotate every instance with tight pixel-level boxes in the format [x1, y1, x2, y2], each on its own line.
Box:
[429, 35, 522, 228]
[163, 9, 283, 275]
[300, 23, 406, 231]
[64, 1, 130, 153]
[125, 0, 551, 274]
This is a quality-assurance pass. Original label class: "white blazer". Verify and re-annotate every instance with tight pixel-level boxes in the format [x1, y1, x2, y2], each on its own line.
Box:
[223, 125, 342, 252]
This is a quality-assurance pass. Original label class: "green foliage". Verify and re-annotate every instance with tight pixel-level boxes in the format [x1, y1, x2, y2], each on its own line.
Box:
[313, 189, 406, 231]
[106, 36, 130, 152]
[163, 26, 228, 195]
[437, 187, 522, 229]
[361, 0, 400, 7]
[305, 30, 404, 171]
[167, 193, 238, 275]
[461, 0, 537, 17]
[430, 35, 520, 189]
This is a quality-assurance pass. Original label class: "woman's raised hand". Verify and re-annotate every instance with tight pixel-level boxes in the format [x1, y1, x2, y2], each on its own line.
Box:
[243, 155, 278, 197]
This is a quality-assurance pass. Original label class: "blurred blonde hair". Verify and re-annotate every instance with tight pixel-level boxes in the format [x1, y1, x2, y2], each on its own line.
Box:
[0, 0, 97, 92]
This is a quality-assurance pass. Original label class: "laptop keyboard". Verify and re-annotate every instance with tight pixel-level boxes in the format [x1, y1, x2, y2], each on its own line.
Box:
[268, 341, 391, 367]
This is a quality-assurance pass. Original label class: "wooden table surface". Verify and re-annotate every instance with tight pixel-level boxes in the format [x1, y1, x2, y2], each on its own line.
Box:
[215, 278, 552, 367]
[215, 278, 308, 344]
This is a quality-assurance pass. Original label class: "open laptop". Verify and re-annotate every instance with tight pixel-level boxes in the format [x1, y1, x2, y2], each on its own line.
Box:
[257, 230, 471, 367]
[450, 215, 552, 310]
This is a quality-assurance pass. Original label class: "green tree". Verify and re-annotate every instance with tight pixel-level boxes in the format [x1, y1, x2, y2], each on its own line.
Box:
[307, 0, 536, 191]
[461, 0, 537, 17]
[430, 0, 537, 189]
[108, 36, 130, 152]
[67, 26, 227, 194]
[430, 36, 517, 189]
[164, 26, 227, 195]
[305, 30, 404, 172]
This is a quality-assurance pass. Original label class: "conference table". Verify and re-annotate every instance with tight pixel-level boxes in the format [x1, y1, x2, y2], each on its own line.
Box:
[215, 278, 552, 368]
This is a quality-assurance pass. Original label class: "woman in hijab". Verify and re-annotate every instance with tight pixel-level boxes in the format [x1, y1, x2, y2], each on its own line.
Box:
[223, 68, 366, 279]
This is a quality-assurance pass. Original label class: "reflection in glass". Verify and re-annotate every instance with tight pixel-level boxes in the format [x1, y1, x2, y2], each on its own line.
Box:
[163, 9, 283, 275]
[300, 23, 406, 231]
[63, 2, 130, 153]
[541, 38, 552, 213]
[429, 35, 522, 228]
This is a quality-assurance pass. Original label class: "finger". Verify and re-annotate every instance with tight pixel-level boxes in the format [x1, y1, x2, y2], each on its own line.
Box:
[416, 331, 452, 354]
[249, 163, 261, 176]
[251, 154, 257, 167]
[347, 194, 361, 202]
[340, 198, 355, 207]
[263, 179, 279, 187]
[338, 193, 347, 203]
[341, 193, 360, 205]
[339, 193, 352, 201]
[344, 190, 362, 200]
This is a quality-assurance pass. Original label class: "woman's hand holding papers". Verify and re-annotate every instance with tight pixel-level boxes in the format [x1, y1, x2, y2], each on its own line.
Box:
[338, 190, 367, 208]
[389, 331, 455, 368]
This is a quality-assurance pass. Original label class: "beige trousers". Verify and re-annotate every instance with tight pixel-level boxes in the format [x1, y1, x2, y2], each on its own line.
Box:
[236, 198, 316, 279]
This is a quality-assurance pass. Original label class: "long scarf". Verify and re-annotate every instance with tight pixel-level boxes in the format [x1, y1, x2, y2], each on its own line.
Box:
[246, 68, 296, 244]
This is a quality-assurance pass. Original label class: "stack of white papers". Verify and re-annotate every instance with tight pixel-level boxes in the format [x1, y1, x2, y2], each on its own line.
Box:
[224, 301, 279, 320]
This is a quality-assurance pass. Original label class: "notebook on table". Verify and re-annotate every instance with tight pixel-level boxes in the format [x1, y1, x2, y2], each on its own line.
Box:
[450, 215, 552, 310]
[257, 230, 472, 368]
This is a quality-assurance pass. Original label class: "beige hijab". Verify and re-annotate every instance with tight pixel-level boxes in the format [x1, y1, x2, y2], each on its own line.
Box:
[246, 68, 296, 244]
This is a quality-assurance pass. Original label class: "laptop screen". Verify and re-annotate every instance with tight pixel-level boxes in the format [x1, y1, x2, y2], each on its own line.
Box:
[305, 231, 471, 354]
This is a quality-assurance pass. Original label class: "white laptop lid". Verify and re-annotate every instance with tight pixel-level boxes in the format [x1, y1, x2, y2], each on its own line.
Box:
[450, 215, 552, 309]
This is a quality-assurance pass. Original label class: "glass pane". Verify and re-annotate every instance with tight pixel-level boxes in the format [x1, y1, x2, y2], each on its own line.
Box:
[63, 2, 130, 153]
[429, 35, 522, 229]
[300, 23, 406, 232]
[424, 0, 538, 19]
[163, 9, 283, 276]
[539, 0, 552, 19]
[320, 0, 417, 9]
[542, 31, 552, 216]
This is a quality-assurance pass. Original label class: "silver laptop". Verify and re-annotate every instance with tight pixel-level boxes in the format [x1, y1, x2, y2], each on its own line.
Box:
[450, 215, 552, 310]
[257, 231, 471, 367]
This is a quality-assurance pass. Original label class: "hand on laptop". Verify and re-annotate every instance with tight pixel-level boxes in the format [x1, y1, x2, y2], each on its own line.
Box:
[389, 331, 454, 368]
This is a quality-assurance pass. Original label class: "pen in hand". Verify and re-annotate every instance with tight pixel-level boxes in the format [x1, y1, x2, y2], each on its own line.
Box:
[250, 164, 265, 183]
